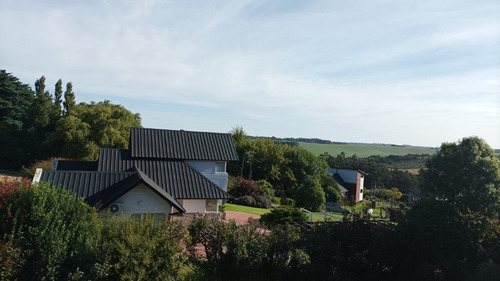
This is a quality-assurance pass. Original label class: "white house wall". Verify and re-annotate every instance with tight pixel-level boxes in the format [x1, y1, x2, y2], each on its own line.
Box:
[359, 175, 364, 201]
[111, 184, 172, 215]
[186, 160, 228, 191]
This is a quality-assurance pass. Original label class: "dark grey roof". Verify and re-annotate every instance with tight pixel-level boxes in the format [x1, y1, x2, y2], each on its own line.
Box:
[98, 148, 232, 199]
[129, 127, 239, 161]
[54, 159, 98, 171]
[40, 168, 185, 213]
[332, 173, 349, 192]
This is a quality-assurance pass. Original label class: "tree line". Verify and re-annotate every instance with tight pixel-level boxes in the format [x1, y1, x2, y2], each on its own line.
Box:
[0, 70, 141, 170]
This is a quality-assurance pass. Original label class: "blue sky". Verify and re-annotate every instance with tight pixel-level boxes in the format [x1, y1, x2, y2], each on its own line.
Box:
[1, 0, 499, 148]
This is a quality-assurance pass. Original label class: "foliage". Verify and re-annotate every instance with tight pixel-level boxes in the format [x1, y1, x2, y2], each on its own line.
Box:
[420, 136, 500, 216]
[294, 176, 326, 211]
[320, 173, 342, 203]
[228, 178, 259, 198]
[187, 218, 268, 280]
[256, 179, 275, 198]
[50, 100, 142, 160]
[0, 241, 24, 281]
[21, 158, 67, 178]
[254, 195, 272, 209]
[233, 195, 256, 207]
[99, 215, 188, 281]
[394, 199, 500, 280]
[0, 70, 35, 169]
[299, 220, 396, 281]
[0, 181, 102, 281]
[260, 206, 307, 227]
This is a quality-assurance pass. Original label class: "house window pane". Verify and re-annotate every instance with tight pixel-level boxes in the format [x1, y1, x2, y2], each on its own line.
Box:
[206, 199, 218, 212]
[215, 162, 226, 173]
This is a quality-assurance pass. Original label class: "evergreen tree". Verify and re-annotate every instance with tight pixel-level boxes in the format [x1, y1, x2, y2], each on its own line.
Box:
[53, 79, 62, 117]
[33, 76, 53, 128]
[63, 82, 75, 115]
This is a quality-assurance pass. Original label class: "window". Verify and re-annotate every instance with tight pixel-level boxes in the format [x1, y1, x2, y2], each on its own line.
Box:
[215, 162, 226, 173]
[206, 199, 218, 212]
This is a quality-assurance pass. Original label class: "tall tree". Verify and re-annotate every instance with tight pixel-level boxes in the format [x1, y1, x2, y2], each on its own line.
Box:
[63, 82, 75, 115]
[420, 136, 500, 216]
[53, 79, 63, 117]
[0, 70, 35, 169]
[33, 76, 53, 128]
[50, 100, 142, 160]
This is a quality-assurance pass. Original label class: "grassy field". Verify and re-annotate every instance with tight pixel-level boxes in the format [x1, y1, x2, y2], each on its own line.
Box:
[299, 142, 437, 157]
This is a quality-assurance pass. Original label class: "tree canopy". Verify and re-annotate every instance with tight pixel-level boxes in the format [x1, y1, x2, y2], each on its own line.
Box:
[50, 100, 142, 160]
[420, 136, 500, 215]
[0, 70, 142, 168]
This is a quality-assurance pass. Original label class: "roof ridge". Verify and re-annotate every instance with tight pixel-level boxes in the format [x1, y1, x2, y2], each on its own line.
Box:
[132, 127, 231, 136]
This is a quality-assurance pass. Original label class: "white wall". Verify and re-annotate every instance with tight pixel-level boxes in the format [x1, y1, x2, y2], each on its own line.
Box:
[359, 175, 364, 201]
[186, 160, 229, 191]
[109, 184, 172, 215]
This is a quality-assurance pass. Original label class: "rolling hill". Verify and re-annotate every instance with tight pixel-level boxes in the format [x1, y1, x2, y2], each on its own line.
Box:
[299, 142, 438, 157]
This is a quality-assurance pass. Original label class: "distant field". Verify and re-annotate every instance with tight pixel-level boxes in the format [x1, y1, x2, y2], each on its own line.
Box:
[299, 142, 437, 157]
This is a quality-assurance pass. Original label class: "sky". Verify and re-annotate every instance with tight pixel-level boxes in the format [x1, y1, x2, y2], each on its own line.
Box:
[1, 0, 499, 148]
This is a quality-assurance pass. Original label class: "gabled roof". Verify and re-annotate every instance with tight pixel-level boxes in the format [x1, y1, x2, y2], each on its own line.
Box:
[98, 148, 232, 199]
[129, 127, 239, 161]
[332, 173, 349, 193]
[39, 168, 186, 213]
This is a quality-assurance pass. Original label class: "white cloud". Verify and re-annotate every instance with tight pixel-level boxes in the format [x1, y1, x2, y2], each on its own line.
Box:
[1, 0, 499, 147]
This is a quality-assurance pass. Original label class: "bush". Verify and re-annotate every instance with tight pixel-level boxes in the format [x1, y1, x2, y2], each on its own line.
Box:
[228, 178, 259, 198]
[100, 214, 188, 281]
[0, 181, 102, 281]
[187, 218, 268, 280]
[255, 196, 272, 209]
[257, 180, 275, 198]
[260, 206, 307, 227]
[233, 195, 256, 207]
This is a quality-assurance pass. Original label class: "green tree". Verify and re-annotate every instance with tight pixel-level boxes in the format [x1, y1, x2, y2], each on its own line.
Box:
[321, 173, 342, 203]
[63, 82, 75, 115]
[294, 176, 326, 211]
[53, 79, 63, 117]
[420, 136, 500, 216]
[33, 75, 53, 129]
[0, 70, 35, 169]
[50, 100, 141, 160]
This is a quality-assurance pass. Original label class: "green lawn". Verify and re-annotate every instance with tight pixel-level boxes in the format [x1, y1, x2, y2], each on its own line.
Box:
[224, 203, 272, 216]
[299, 142, 437, 157]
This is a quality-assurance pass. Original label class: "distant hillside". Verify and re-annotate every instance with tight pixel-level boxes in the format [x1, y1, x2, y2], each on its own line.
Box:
[299, 142, 438, 158]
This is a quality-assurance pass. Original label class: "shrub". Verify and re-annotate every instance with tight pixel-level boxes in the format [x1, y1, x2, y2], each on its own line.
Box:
[256, 179, 275, 198]
[271, 196, 280, 204]
[187, 218, 268, 280]
[100, 214, 188, 281]
[260, 206, 307, 227]
[255, 195, 272, 209]
[233, 195, 256, 207]
[228, 178, 259, 198]
[0, 181, 102, 281]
